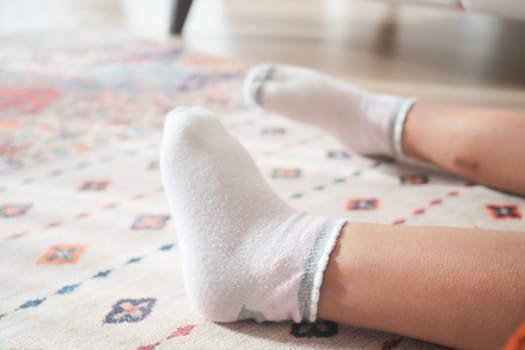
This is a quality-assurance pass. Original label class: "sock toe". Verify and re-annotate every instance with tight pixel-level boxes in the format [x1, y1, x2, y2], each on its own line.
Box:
[164, 106, 218, 131]
[163, 106, 222, 144]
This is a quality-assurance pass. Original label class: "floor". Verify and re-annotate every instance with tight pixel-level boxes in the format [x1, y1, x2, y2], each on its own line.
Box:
[182, 0, 525, 109]
[2, 0, 525, 109]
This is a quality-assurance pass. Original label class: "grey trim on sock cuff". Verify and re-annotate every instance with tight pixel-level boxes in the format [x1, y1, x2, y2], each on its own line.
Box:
[391, 98, 442, 171]
[243, 64, 275, 107]
[392, 97, 416, 160]
[298, 218, 347, 322]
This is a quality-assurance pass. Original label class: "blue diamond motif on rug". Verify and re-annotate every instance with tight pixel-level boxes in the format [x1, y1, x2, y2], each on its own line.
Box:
[104, 298, 156, 324]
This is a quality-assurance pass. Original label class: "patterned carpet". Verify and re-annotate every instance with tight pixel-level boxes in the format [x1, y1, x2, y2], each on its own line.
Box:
[1, 31, 523, 349]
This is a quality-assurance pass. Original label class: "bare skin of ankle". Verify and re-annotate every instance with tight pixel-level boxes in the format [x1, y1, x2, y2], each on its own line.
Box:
[401, 102, 525, 196]
[318, 223, 525, 350]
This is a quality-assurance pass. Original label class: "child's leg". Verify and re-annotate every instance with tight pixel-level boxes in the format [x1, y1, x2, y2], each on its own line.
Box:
[319, 222, 525, 350]
[403, 102, 525, 195]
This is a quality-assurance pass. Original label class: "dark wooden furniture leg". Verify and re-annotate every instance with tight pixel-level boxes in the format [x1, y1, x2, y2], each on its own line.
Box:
[170, 0, 194, 35]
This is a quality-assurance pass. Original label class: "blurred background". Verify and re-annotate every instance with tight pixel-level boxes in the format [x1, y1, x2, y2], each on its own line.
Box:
[1, 0, 525, 109]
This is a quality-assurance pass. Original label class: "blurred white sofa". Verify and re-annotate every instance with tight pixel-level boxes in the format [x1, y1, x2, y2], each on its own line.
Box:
[161, 0, 525, 35]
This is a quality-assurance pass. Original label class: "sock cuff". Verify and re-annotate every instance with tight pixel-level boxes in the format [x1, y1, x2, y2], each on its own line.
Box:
[391, 99, 443, 170]
[243, 64, 275, 107]
[298, 217, 347, 322]
[392, 97, 416, 160]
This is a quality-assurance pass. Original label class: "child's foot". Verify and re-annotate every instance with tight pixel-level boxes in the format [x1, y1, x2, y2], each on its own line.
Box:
[243, 64, 414, 158]
[160, 107, 345, 323]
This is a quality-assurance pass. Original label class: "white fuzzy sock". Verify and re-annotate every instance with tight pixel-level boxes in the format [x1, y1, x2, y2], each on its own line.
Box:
[243, 63, 415, 158]
[160, 107, 346, 323]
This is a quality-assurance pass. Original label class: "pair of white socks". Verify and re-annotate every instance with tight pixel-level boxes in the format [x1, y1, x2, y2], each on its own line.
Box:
[160, 64, 415, 323]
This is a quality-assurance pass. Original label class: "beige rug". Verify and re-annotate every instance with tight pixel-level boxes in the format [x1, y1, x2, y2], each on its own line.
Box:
[1, 31, 523, 349]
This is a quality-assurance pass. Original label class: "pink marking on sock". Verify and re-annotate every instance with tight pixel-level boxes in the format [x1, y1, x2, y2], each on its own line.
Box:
[301, 229, 316, 242]
[447, 191, 459, 197]
[289, 309, 301, 323]
[269, 258, 283, 273]
[285, 274, 300, 288]
[380, 116, 390, 131]
[285, 275, 293, 288]
[76, 212, 91, 219]
[104, 203, 118, 209]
